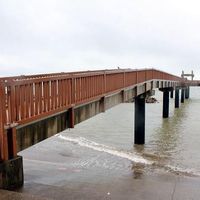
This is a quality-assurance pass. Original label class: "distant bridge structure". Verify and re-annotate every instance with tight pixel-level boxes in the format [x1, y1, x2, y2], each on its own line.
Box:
[0, 68, 199, 189]
[181, 70, 194, 81]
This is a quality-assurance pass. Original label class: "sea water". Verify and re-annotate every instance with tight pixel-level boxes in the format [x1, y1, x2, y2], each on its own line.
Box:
[20, 87, 200, 183]
[55, 87, 200, 176]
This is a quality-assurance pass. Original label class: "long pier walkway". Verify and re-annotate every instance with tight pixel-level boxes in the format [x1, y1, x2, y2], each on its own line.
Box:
[0, 68, 198, 189]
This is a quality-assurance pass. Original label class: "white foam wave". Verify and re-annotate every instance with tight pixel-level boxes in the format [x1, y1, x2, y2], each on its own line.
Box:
[165, 165, 200, 177]
[57, 134, 152, 165]
[56, 134, 200, 177]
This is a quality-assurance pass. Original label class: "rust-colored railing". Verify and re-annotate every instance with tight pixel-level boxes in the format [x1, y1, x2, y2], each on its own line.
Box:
[0, 84, 6, 160]
[0, 68, 182, 160]
[0, 68, 182, 127]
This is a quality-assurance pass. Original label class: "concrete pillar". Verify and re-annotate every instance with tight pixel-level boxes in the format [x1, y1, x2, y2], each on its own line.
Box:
[0, 156, 24, 189]
[163, 90, 170, 118]
[185, 86, 190, 99]
[181, 88, 185, 103]
[175, 89, 180, 108]
[121, 90, 125, 103]
[100, 97, 105, 112]
[69, 107, 75, 128]
[188, 86, 190, 98]
[170, 90, 174, 98]
[0, 127, 23, 190]
[134, 95, 145, 145]
[185, 87, 188, 99]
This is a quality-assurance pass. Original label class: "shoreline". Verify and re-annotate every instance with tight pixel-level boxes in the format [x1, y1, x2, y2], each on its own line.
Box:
[2, 97, 200, 200]
[1, 134, 199, 200]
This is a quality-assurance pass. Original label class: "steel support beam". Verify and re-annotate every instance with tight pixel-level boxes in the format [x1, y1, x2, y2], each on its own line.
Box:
[175, 88, 180, 108]
[159, 87, 173, 118]
[188, 86, 190, 98]
[188, 86, 190, 99]
[69, 107, 75, 128]
[163, 90, 169, 118]
[181, 88, 185, 103]
[185, 86, 190, 99]
[121, 90, 125, 103]
[134, 95, 145, 145]
[0, 126, 23, 190]
[100, 97, 105, 112]
[0, 156, 24, 189]
[170, 90, 174, 98]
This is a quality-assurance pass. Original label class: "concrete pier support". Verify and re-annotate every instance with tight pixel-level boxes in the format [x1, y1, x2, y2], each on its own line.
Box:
[0, 127, 24, 190]
[0, 156, 24, 190]
[69, 107, 75, 128]
[121, 90, 125, 103]
[134, 95, 145, 145]
[181, 88, 185, 103]
[175, 88, 180, 108]
[185, 86, 190, 99]
[160, 88, 172, 118]
[170, 90, 174, 98]
[100, 96, 105, 112]
[188, 86, 190, 98]
[159, 87, 173, 118]
[162, 90, 170, 118]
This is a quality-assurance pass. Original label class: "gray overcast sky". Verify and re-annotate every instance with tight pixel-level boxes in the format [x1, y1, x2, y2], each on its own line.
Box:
[0, 0, 200, 78]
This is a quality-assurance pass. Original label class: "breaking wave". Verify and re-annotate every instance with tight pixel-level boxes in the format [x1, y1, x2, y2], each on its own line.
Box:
[56, 134, 200, 177]
[56, 134, 152, 165]
[164, 165, 200, 177]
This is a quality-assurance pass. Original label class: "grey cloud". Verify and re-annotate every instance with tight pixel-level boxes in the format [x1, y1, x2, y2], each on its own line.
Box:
[0, 0, 200, 78]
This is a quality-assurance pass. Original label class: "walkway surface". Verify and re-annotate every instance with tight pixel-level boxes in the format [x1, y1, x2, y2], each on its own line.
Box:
[1, 174, 200, 200]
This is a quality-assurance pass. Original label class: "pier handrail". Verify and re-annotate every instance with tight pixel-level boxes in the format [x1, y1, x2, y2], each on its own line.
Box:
[0, 68, 183, 127]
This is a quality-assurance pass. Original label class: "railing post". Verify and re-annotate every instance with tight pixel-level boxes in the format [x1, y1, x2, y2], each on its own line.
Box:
[71, 77, 75, 104]
[136, 70, 138, 83]
[152, 68, 154, 79]
[104, 71, 107, 93]
[0, 82, 23, 190]
[9, 84, 17, 125]
[145, 69, 147, 81]
[5, 126, 17, 159]
[0, 82, 6, 161]
[123, 71, 126, 88]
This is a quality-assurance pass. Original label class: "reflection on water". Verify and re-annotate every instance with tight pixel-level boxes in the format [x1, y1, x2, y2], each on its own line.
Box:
[143, 102, 188, 157]
[132, 162, 146, 179]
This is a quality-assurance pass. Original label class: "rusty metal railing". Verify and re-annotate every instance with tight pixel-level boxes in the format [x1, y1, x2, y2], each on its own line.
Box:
[0, 68, 182, 160]
[0, 68, 182, 127]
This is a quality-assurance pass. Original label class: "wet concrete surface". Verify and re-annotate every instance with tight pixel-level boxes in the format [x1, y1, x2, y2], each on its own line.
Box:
[2, 97, 200, 200]
[0, 189, 49, 200]
[1, 134, 198, 200]
[1, 173, 200, 200]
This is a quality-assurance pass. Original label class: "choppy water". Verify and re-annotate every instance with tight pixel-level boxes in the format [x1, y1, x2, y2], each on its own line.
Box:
[54, 87, 200, 177]
[20, 87, 200, 183]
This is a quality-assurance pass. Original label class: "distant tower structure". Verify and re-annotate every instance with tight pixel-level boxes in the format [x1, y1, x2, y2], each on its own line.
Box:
[181, 70, 194, 81]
